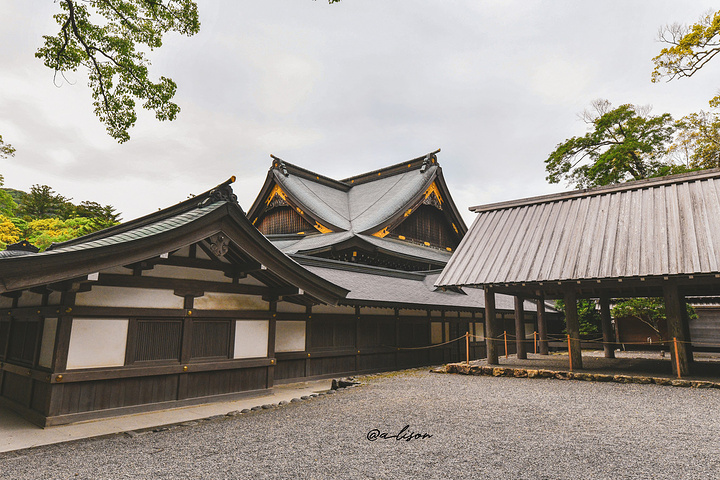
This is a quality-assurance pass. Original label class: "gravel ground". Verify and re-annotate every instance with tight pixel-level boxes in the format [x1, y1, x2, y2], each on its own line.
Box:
[2, 368, 720, 479]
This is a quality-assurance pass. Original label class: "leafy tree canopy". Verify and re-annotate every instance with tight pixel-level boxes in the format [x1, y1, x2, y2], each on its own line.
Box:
[36, 0, 201, 143]
[612, 297, 696, 341]
[545, 100, 686, 189]
[554, 299, 602, 335]
[671, 111, 720, 169]
[0, 135, 14, 159]
[652, 10, 720, 88]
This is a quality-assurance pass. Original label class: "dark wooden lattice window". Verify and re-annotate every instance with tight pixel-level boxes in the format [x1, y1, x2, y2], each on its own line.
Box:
[7, 320, 40, 366]
[133, 319, 182, 363]
[391, 204, 459, 248]
[310, 318, 356, 350]
[192, 320, 231, 359]
[0, 320, 9, 359]
[257, 207, 314, 235]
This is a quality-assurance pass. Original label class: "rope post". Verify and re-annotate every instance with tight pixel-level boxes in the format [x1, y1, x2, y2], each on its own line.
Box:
[534, 331, 538, 355]
[567, 334, 573, 371]
[504, 330, 508, 359]
[466, 332, 470, 365]
[673, 337, 681, 379]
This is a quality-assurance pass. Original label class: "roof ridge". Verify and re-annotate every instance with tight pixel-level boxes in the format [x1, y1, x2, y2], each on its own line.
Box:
[340, 149, 441, 185]
[270, 155, 351, 191]
[470, 168, 720, 213]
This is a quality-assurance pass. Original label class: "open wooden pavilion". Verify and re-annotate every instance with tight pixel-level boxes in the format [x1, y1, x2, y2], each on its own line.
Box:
[436, 169, 720, 377]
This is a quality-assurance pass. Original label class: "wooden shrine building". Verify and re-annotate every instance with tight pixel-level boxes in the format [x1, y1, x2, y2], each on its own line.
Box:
[246, 152, 555, 383]
[0, 153, 555, 426]
[436, 168, 720, 377]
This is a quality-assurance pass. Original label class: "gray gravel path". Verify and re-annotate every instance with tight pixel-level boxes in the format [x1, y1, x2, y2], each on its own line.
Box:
[2, 368, 720, 479]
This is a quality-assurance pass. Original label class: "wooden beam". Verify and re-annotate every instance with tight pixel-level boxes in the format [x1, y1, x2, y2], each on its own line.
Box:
[98, 273, 270, 296]
[563, 287, 583, 370]
[599, 295, 615, 359]
[536, 297, 548, 355]
[664, 283, 692, 376]
[514, 296, 527, 360]
[484, 287, 498, 365]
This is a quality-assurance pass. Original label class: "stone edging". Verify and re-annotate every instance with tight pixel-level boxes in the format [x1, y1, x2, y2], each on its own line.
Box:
[432, 363, 720, 389]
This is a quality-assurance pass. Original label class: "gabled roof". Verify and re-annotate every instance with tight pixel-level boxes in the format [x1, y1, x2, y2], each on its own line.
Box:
[247, 151, 467, 238]
[436, 168, 720, 289]
[0, 179, 348, 304]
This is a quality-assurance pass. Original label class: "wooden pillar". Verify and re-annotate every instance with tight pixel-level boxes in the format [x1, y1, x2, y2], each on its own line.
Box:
[680, 296, 694, 364]
[563, 287, 583, 370]
[484, 287, 498, 365]
[536, 297, 548, 355]
[599, 295, 615, 359]
[514, 296, 527, 359]
[664, 283, 692, 376]
[267, 300, 277, 389]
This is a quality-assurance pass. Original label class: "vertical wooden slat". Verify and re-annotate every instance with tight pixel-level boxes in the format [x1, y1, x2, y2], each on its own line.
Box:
[484, 288, 498, 365]
[563, 287, 583, 370]
[599, 295, 615, 359]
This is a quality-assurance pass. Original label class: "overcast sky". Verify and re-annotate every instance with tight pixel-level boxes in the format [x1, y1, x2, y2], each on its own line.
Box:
[2, 1, 719, 225]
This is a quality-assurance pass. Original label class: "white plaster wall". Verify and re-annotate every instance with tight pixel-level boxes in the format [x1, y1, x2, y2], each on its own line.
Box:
[17, 291, 44, 308]
[194, 292, 269, 311]
[38, 317, 58, 368]
[524, 323, 535, 339]
[233, 320, 268, 359]
[360, 307, 395, 316]
[66, 319, 128, 369]
[431, 322, 443, 344]
[0, 295, 13, 308]
[276, 302, 307, 313]
[144, 265, 232, 283]
[75, 286, 183, 309]
[47, 291, 62, 306]
[275, 321, 306, 352]
[474, 322, 485, 340]
[311, 304, 355, 314]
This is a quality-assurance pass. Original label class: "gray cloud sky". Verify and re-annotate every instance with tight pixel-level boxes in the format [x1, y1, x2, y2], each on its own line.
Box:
[1, 1, 719, 224]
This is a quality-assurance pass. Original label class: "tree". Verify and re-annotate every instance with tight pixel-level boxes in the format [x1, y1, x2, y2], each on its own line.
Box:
[554, 299, 602, 335]
[545, 100, 684, 189]
[612, 298, 696, 342]
[35, 0, 201, 143]
[16, 185, 71, 219]
[652, 10, 720, 88]
[0, 135, 15, 159]
[671, 111, 720, 169]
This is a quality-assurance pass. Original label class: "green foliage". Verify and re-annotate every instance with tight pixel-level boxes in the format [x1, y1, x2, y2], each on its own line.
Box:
[612, 297, 697, 340]
[652, 10, 720, 86]
[0, 215, 21, 249]
[545, 100, 686, 189]
[554, 299, 602, 335]
[35, 0, 200, 143]
[671, 111, 720, 169]
[0, 135, 15, 159]
[23, 217, 96, 251]
[0, 176, 18, 217]
[16, 185, 70, 219]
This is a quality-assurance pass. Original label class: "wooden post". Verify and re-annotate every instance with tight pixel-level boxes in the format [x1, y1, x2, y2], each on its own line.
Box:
[673, 337, 681, 378]
[599, 295, 615, 359]
[563, 286, 583, 370]
[536, 297, 549, 355]
[484, 288, 498, 365]
[514, 296, 527, 360]
[534, 331, 538, 354]
[664, 283, 691, 377]
[504, 330, 508, 358]
[567, 334, 573, 371]
[465, 332, 469, 365]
